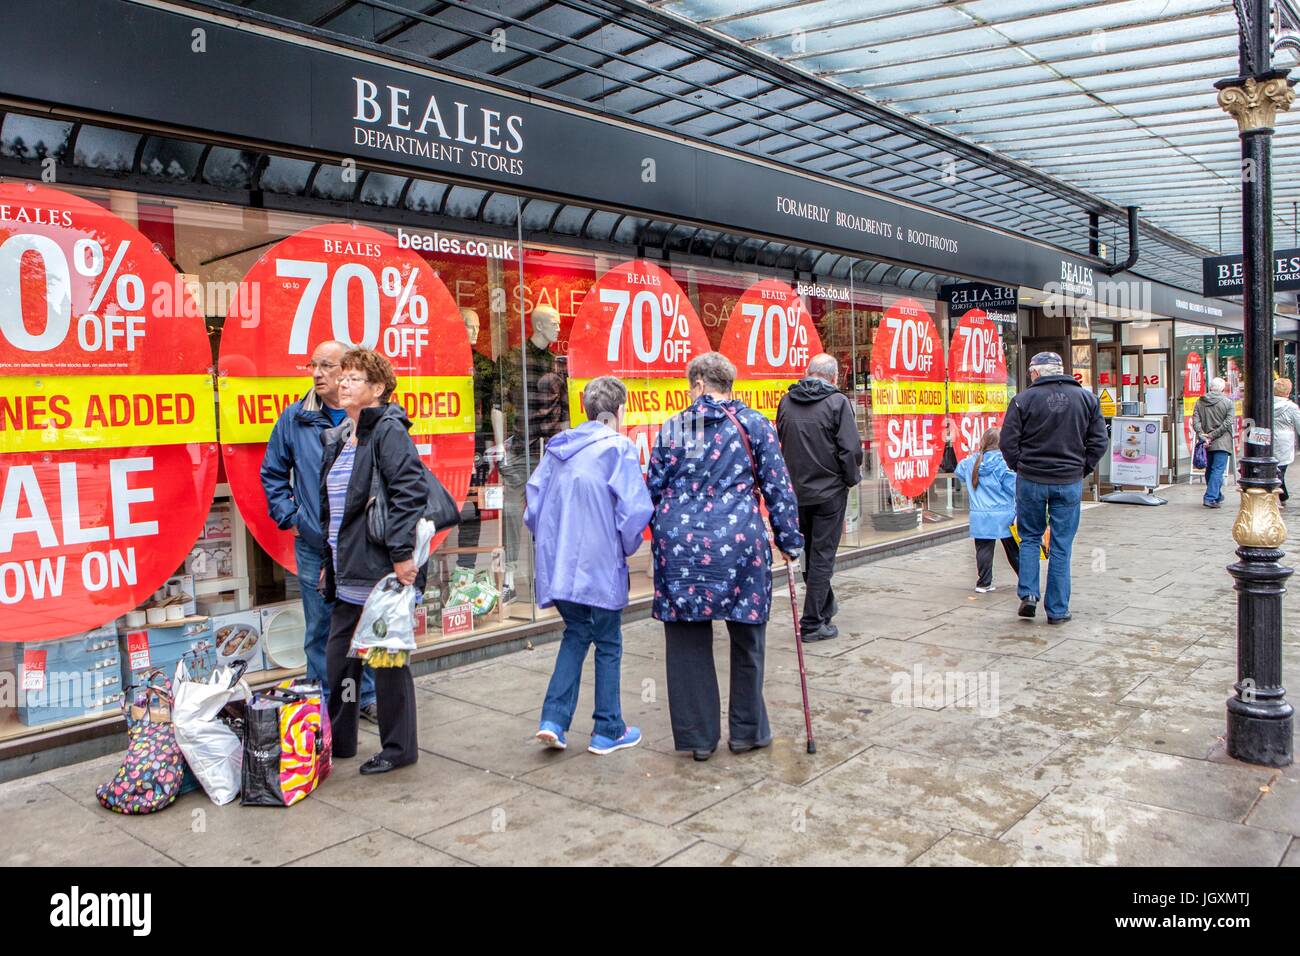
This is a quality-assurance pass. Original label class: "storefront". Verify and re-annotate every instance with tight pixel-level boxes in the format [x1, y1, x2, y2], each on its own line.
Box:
[0, 0, 1252, 760]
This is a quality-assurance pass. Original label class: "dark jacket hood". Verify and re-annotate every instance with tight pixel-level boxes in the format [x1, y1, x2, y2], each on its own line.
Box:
[786, 377, 839, 404]
[322, 402, 412, 447]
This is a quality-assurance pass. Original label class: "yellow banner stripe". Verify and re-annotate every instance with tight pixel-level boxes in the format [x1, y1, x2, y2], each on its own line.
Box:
[733, 378, 798, 421]
[946, 381, 1009, 414]
[1183, 396, 1199, 417]
[568, 377, 695, 427]
[0, 375, 215, 453]
[219, 376, 473, 444]
[870, 379, 946, 416]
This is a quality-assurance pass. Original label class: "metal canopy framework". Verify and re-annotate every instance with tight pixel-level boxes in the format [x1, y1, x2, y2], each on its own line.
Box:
[159, 0, 1237, 296]
[655, 0, 1300, 265]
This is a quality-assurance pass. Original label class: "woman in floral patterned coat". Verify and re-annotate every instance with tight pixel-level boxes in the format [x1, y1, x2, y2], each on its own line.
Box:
[647, 352, 804, 761]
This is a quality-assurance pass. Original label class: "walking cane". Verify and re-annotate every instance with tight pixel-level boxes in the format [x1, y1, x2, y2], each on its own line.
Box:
[784, 556, 816, 754]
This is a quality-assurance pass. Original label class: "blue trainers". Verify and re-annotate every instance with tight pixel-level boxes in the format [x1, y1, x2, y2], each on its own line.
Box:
[536, 721, 567, 750]
[588, 726, 641, 756]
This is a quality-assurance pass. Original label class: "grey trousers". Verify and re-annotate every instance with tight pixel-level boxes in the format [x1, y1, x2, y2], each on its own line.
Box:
[664, 620, 770, 752]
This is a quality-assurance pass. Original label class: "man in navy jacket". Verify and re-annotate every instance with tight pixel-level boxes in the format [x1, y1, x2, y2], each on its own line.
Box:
[999, 351, 1108, 624]
[261, 340, 375, 714]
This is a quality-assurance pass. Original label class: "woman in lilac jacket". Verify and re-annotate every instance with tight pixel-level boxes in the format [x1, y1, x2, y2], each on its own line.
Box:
[647, 352, 804, 761]
[524, 376, 654, 756]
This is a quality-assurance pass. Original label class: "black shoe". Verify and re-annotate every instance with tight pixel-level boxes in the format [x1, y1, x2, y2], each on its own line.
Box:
[800, 622, 837, 643]
[1204, 501, 1222, 509]
[359, 703, 379, 724]
[692, 749, 715, 762]
[1048, 615, 1072, 625]
[1018, 597, 1038, 618]
[359, 755, 407, 775]
[728, 737, 773, 754]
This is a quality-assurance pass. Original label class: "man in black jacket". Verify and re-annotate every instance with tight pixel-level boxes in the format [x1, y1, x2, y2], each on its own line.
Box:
[777, 353, 863, 641]
[999, 351, 1108, 624]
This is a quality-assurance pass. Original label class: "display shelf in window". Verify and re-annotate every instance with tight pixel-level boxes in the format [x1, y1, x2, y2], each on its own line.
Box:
[188, 487, 251, 613]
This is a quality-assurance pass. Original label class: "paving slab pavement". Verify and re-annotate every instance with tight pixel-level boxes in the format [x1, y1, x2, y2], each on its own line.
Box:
[3, 483, 1299, 866]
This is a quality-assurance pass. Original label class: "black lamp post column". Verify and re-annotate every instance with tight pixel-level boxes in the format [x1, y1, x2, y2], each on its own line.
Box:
[1216, 0, 1295, 767]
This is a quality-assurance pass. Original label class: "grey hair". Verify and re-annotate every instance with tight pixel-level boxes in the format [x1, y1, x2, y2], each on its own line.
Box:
[1210, 376, 1226, 393]
[687, 351, 736, 393]
[582, 375, 628, 425]
[806, 353, 838, 383]
[1031, 362, 1065, 378]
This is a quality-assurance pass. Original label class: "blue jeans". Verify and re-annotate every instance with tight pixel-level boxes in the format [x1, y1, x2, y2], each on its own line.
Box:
[1205, 450, 1231, 505]
[1015, 478, 1082, 621]
[295, 538, 374, 709]
[540, 600, 626, 740]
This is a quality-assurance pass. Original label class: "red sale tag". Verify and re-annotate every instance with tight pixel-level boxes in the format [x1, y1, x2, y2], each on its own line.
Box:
[870, 298, 947, 499]
[441, 603, 474, 637]
[0, 184, 218, 643]
[22, 650, 46, 692]
[217, 223, 475, 571]
[126, 630, 152, 671]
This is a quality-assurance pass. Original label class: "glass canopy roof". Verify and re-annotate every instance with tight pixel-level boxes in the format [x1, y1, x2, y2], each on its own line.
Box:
[657, 0, 1300, 260]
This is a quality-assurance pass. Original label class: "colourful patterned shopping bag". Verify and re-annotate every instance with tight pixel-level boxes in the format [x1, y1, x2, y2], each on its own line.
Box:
[96, 671, 186, 815]
[240, 681, 330, 807]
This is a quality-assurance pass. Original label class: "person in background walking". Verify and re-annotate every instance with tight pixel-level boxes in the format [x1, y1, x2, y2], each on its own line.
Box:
[954, 426, 1019, 593]
[1272, 378, 1300, 507]
[1191, 376, 1236, 509]
[999, 351, 1107, 624]
[775, 353, 862, 642]
[320, 348, 426, 775]
[524, 376, 654, 756]
[260, 339, 377, 720]
[648, 352, 804, 762]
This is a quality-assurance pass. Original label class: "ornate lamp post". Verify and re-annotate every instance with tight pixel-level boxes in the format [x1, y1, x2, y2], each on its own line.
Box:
[1215, 0, 1296, 767]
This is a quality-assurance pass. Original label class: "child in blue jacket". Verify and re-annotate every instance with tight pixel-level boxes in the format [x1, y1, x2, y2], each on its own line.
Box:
[954, 426, 1020, 593]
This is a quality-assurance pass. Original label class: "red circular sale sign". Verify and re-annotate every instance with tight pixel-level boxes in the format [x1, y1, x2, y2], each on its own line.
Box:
[870, 298, 947, 499]
[218, 223, 474, 571]
[1182, 351, 1205, 450]
[719, 279, 824, 421]
[946, 308, 1008, 460]
[566, 260, 711, 469]
[0, 183, 217, 642]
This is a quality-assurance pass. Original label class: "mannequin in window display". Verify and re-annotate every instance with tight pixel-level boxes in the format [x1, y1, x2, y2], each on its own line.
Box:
[497, 304, 568, 603]
[455, 307, 503, 568]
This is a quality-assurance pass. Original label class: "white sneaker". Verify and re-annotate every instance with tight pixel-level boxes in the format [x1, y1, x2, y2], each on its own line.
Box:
[974, 585, 996, 593]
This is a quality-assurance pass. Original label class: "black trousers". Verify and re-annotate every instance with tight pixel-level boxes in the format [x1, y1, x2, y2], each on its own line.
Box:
[664, 620, 769, 752]
[974, 537, 1020, 588]
[1280, 464, 1289, 503]
[797, 492, 848, 632]
[326, 601, 418, 765]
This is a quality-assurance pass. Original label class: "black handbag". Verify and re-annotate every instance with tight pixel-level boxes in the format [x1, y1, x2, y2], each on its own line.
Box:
[366, 461, 461, 547]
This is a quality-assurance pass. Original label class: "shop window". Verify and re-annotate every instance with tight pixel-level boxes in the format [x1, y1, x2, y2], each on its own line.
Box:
[404, 179, 449, 213]
[308, 163, 356, 202]
[139, 137, 205, 180]
[551, 205, 592, 236]
[72, 125, 140, 171]
[520, 199, 561, 232]
[481, 193, 520, 226]
[258, 155, 313, 195]
[202, 148, 257, 189]
[0, 114, 71, 161]
[443, 185, 489, 220]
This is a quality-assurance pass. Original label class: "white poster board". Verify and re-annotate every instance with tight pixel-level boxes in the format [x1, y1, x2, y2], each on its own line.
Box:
[1111, 416, 1161, 487]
